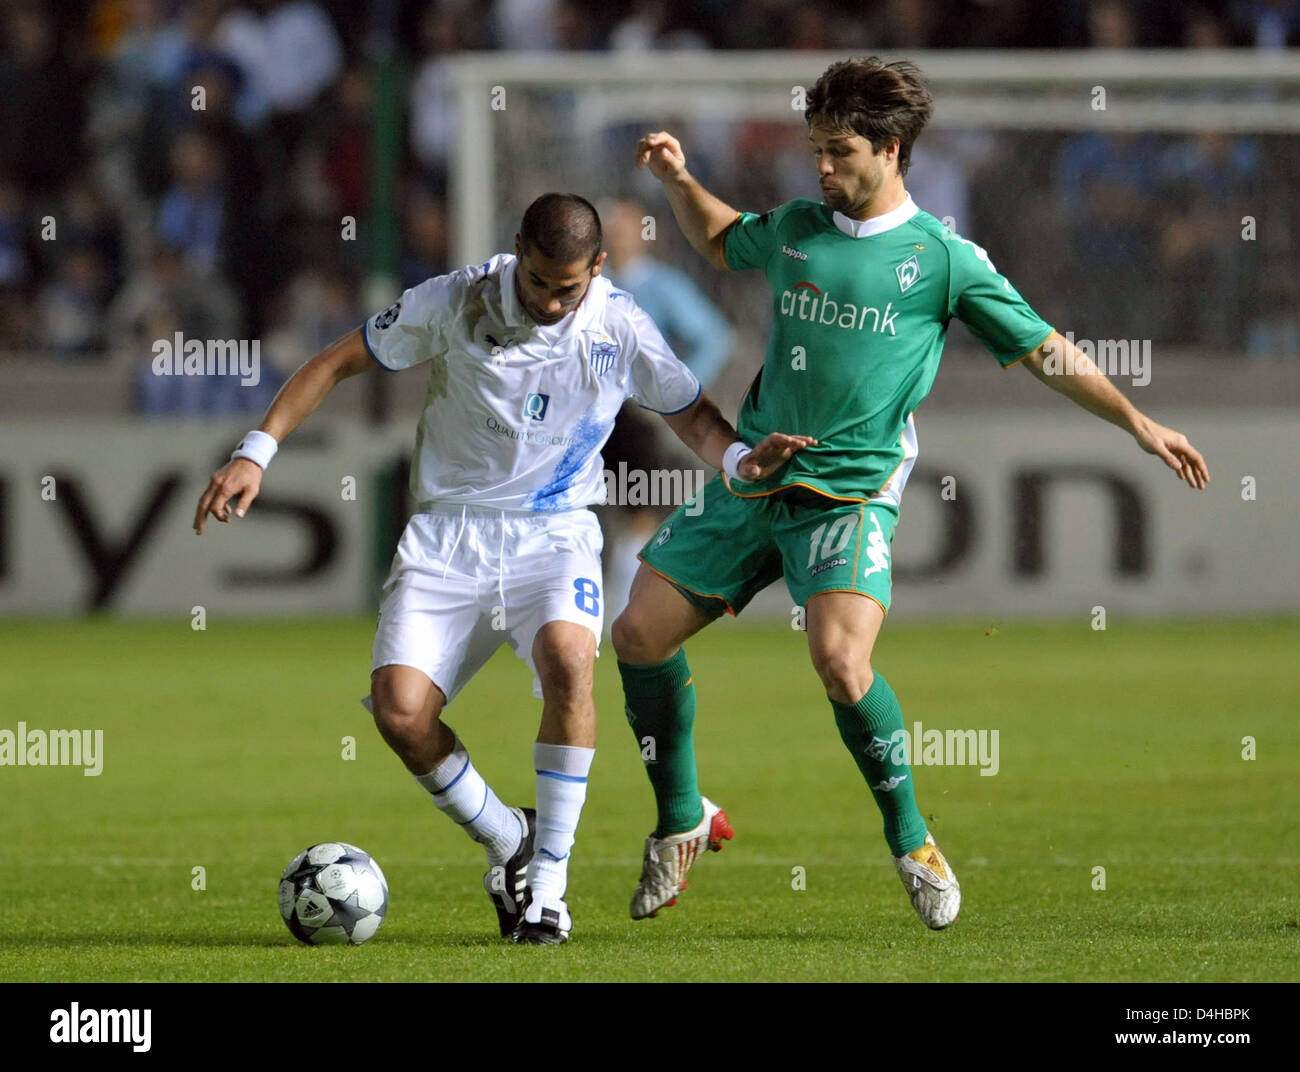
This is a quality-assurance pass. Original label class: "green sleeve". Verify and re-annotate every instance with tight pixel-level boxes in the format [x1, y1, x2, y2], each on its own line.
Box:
[945, 232, 1054, 367]
[721, 203, 791, 272]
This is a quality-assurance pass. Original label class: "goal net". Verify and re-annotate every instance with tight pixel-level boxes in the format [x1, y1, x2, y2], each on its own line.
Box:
[445, 50, 1300, 365]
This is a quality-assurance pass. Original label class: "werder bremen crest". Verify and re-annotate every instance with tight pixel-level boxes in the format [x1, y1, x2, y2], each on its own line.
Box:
[895, 255, 921, 294]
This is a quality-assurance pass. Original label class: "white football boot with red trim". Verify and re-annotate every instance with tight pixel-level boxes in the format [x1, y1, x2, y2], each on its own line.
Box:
[630, 796, 734, 920]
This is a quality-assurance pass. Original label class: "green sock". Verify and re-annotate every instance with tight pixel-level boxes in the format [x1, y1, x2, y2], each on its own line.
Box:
[618, 650, 704, 837]
[832, 672, 928, 856]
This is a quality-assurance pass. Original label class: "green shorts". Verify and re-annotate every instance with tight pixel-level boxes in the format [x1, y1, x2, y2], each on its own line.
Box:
[638, 474, 899, 618]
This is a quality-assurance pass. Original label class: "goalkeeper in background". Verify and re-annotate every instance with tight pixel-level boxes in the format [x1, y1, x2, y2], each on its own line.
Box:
[614, 56, 1209, 929]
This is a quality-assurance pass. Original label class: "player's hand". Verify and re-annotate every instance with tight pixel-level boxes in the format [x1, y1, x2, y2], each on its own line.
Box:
[194, 458, 264, 534]
[1132, 417, 1209, 490]
[635, 131, 687, 182]
[737, 433, 819, 481]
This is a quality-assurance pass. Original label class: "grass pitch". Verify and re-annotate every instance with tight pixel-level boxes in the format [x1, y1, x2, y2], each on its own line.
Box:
[1, 616, 1296, 983]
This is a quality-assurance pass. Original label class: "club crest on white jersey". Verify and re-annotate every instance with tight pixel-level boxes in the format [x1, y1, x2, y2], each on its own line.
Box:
[589, 338, 619, 376]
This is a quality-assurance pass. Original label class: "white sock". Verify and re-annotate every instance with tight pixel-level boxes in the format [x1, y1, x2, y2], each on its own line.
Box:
[527, 742, 595, 904]
[415, 736, 521, 866]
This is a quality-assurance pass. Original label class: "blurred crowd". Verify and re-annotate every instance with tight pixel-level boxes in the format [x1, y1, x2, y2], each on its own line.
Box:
[0, 0, 1296, 414]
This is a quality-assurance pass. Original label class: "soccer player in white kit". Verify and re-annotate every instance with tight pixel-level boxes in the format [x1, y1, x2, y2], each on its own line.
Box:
[194, 194, 812, 944]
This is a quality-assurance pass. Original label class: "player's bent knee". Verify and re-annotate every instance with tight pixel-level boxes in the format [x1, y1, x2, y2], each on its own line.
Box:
[609, 611, 637, 660]
[611, 609, 665, 663]
[368, 666, 443, 744]
[369, 702, 431, 750]
[534, 636, 595, 694]
[812, 650, 874, 703]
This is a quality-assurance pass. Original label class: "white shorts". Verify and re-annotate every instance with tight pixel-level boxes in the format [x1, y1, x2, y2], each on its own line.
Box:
[371, 503, 604, 704]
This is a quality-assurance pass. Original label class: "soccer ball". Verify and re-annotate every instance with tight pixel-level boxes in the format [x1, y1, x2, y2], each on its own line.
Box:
[278, 842, 389, 945]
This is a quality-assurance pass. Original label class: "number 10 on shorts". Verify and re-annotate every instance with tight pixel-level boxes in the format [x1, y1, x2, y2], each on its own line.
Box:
[573, 577, 600, 616]
[807, 516, 857, 567]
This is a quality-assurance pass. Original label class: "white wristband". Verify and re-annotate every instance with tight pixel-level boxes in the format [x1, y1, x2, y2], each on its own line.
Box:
[722, 440, 752, 481]
[231, 429, 278, 470]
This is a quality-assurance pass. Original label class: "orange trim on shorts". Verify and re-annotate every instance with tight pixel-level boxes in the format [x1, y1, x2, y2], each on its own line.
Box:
[723, 475, 866, 504]
[849, 502, 866, 577]
[724, 431, 916, 503]
[636, 555, 738, 617]
[1003, 328, 1057, 370]
[805, 589, 889, 618]
[684, 677, 693, 687]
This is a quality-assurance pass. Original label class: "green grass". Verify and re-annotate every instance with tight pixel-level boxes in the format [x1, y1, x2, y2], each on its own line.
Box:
[1, 616, 1296, 982]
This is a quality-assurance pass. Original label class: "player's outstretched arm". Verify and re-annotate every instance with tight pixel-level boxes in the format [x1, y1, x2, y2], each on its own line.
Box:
[634, 131, 738, 270]
[193, 326, 375, 533]
[661, 392, 817, 480]
[1020, 333, 1210, 490]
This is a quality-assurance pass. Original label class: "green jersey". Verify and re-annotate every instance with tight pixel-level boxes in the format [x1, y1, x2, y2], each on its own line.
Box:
[721, 197, 1054, 503]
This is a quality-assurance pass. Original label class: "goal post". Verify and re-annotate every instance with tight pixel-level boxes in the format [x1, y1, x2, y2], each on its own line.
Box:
[447, 48, 1300, 266]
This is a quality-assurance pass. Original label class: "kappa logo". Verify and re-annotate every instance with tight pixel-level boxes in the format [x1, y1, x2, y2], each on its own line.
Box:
[866, 736, 892, 760]
[782, 244, 809, 261]
[863, 512, 890, 578]
[872, 774, 908, 792]
[895, 255, 921, 294]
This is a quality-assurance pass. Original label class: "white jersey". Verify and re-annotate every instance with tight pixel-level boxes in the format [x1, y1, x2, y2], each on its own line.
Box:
[362, 253, 701, 512]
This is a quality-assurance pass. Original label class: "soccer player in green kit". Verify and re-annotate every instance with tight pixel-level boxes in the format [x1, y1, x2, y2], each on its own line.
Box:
[612, 57, 1209, 929]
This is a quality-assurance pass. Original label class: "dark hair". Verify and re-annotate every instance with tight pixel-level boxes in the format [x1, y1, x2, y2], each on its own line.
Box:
[804, 57, 933, 176]
[519, 193, 603, 266]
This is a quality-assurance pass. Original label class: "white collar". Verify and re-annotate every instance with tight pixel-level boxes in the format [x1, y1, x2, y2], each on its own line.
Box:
[831, 194, 919, 238]
[499, 257, 529, 328]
